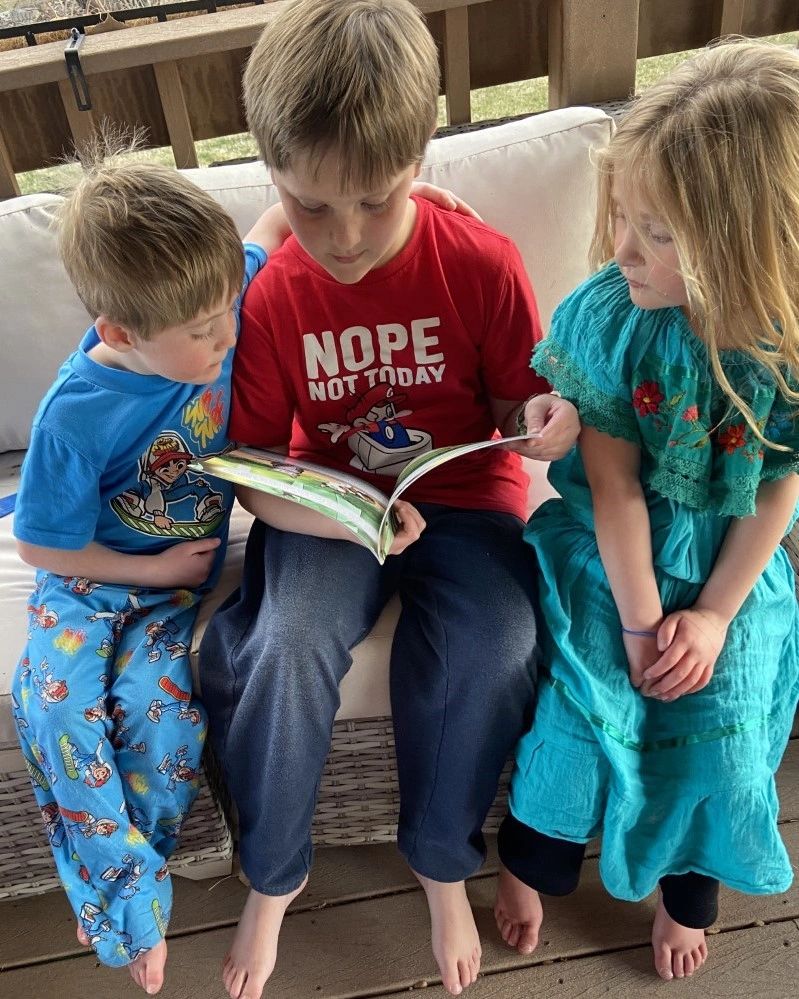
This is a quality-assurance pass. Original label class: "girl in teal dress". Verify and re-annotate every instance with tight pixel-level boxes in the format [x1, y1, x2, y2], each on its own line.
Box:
[494, 40, 799, 983]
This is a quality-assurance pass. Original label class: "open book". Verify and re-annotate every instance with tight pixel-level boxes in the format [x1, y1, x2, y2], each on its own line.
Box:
[194, 433, 538, 563]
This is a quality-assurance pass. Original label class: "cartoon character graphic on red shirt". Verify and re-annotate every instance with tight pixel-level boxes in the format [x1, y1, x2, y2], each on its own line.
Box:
[319, 384, 432, 475]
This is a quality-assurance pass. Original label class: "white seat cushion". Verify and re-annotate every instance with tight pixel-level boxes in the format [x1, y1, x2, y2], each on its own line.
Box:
[0, 451, 29, 749]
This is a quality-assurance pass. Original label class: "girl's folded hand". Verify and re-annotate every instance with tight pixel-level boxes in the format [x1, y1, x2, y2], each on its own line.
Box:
[641, 608, 728, 701]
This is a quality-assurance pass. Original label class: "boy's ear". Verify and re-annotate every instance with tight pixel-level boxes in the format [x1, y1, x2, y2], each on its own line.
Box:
[95, 315, 138, 353]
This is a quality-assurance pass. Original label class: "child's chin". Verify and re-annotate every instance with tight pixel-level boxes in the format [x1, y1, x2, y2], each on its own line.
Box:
[322, 259, 372, 285]
[192, 368, 222, 385]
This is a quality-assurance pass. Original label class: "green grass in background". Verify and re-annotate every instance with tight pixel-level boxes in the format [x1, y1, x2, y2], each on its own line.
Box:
[16, 30, 797, 195]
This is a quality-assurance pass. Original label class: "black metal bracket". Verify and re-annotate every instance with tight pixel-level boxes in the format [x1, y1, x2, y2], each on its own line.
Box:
[64, 28, 91, 112]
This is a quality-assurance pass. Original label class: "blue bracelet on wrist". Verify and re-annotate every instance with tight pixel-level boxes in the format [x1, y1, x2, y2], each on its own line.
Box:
[622, 626, 658, 638]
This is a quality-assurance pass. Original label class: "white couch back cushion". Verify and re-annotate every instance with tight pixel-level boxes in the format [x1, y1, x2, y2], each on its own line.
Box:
[0, 106, 610, 453]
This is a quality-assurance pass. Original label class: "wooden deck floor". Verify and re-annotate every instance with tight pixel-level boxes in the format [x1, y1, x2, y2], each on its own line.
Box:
[2, 734, 798, 999]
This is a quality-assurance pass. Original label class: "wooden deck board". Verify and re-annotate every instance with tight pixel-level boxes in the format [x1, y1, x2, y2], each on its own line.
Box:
[406, 922, 799, 998]
[0, 840, 500, 969]
[2, 819, 799, 996]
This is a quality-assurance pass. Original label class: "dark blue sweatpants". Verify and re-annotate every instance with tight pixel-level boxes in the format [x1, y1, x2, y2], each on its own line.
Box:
[200, 504, 538, 893]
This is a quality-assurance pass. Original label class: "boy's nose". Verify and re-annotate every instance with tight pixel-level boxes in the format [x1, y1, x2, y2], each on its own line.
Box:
[330, 218, 361, 254]
[219, 318, 236, 350]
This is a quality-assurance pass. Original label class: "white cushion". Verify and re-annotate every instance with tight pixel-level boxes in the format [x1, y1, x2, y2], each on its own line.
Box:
[0, 196, 93, 453]
[0, 106, 607, 754]
[0, 451, 28, 748]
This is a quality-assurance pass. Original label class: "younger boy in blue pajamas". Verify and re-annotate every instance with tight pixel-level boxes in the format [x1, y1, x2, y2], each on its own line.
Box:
[11, 159, 275, 995]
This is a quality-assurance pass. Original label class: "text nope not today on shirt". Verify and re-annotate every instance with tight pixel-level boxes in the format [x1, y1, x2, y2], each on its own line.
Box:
[303, 318, 447, 401]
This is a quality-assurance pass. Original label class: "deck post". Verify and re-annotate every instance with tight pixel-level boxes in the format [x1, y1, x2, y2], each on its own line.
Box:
[442, 5, 471, 126]
[712, 0, 746, 37]
[154, 60, 199, 169]
[548, 0, 640, 109]
[0, 127, 20, 198]
[58, 78, 97, 155]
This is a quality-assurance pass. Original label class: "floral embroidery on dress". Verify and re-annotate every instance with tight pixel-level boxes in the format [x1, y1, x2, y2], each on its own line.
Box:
[630, 376, 771, 466]
[632, 381, 664, 416]
[716, 424, 747, 454]
[631, 383, 710, 451]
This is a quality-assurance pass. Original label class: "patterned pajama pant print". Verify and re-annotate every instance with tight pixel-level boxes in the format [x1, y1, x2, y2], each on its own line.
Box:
[12, 573, 207, 966]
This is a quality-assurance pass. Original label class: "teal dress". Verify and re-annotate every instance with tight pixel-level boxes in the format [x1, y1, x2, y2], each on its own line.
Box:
[510, 263, 799, 902]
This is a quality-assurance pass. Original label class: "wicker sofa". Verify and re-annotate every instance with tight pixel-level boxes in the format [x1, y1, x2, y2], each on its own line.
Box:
[0, 107, 615, 898]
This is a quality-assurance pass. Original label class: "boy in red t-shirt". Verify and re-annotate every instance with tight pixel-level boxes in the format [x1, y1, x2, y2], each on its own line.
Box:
[199, 4, 580, 998]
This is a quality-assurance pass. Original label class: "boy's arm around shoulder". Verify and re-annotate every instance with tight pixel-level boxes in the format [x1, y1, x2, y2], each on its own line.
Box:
[244, 203, 291, 257]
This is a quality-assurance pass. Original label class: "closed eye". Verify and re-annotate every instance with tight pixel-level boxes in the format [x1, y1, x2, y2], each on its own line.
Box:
[646, 226, 673, 245]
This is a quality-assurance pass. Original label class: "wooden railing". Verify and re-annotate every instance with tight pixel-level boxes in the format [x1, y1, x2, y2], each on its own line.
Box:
[0, 0, 796, 198]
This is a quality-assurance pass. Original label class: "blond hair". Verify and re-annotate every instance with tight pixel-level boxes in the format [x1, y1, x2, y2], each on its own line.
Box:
[590, 40, 799, 446]
[243, 0, 440, 190]
[58, 154, 244, 340]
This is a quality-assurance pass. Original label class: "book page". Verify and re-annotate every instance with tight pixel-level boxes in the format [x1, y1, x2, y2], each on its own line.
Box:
[199, 449, 391, 559]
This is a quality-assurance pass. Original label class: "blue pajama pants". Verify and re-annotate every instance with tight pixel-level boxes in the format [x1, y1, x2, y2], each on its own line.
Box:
[12, 573, 207, 967]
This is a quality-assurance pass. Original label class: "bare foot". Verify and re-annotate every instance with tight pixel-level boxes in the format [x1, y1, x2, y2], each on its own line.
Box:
[222, 877, 308, 999]
[76, 924, 90, 947]
[129, 937, 168, 995]
[415, 873, 481, 996]
[651, 894, 708, 980]
[493, 864, 543, 956]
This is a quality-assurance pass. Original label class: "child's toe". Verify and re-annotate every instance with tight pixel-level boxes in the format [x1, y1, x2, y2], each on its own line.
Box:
[518, 922, 539, 955]
[654, 942, 674, 981]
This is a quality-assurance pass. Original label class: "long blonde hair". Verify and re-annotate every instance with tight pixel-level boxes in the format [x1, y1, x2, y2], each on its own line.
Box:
[591, 40, 799, 446]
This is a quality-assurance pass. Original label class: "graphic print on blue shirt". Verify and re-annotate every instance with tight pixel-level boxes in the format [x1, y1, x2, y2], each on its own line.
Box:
[110, 429, 225, 538]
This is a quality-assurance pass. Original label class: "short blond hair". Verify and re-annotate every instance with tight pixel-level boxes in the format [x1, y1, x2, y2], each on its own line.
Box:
[590, 40, 799, 444]
[243, 0, 440, 190]
[58, 160, 244, 339]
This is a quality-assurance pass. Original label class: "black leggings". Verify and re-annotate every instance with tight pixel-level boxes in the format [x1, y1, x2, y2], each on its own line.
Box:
[498, 813, 719, 929]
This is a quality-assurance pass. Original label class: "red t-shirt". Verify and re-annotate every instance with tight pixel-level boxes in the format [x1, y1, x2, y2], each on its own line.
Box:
[231, 197, 549, 519]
